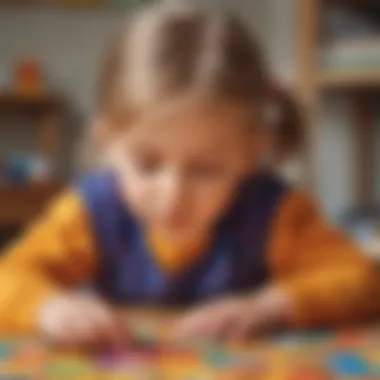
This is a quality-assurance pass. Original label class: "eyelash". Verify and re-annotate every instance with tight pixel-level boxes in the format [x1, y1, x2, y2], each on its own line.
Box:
[133, 155, 224, 179]
[136, 159, 162, 174]
[186, 164, 225, 179]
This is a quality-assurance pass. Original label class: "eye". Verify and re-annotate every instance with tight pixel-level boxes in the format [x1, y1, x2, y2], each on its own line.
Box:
[186, 162, 225, 179]
[133, 152, 163, 174]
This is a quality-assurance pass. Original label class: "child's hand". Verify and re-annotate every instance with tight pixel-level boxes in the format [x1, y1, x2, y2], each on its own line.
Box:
[38, 293, 125, 348]
[174, 287, 292, 342]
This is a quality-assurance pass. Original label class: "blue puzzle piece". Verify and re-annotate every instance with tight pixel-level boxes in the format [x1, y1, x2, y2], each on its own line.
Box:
[326, 351, 372, 377]
[204, 350, 229, 367]
[0, 342, 16, 359]
[200, 343, 231, 367]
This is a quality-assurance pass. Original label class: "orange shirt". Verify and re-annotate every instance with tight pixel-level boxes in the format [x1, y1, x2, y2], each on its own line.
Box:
[0, 189, 378, 333]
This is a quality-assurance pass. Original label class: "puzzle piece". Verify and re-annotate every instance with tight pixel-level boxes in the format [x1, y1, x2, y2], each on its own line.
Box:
[202, 344, 230, 367]
[46, 354, 95, 379]
[0, 343, 13, 359]
[325, 351, 373, 377]
[288, 368, 333, 380]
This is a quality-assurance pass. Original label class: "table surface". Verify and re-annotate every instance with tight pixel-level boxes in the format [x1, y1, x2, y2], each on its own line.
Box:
[0, 308, 378, 379]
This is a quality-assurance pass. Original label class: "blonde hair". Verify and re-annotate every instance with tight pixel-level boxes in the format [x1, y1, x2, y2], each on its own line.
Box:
[80, 1, 303, 170]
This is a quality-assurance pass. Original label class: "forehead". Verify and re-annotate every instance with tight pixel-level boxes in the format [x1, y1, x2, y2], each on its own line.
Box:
[123, 97, 249, 152]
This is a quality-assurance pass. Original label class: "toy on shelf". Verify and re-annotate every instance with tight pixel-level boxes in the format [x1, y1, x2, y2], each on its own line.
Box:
[3, 153, 52, 185]
[13, 59, 43, 97]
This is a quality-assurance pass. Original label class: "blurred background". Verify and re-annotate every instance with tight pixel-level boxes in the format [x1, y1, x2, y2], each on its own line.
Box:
[0, 0, 380, 258]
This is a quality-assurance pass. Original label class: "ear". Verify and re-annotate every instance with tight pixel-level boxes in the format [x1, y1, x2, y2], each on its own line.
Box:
[91, 116, 112, 149]
[241, 130, 271, 174]
[75, 117, 109, 172]
[87, 116, 122, 168]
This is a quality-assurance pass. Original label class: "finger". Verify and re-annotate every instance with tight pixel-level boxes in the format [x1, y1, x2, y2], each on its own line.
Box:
[38, 296, 72, 344]
[50, 314, 86, 348]
[89, 303, 126, 348]
[174, 305, 231, 341]
[205, 312, 235, 340]
[59, 307, 100, 348]
[226, 315, 257, 342]
[173, 311, 209, 340]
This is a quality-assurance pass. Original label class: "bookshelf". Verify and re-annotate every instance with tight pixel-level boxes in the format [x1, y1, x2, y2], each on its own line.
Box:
[0, 93, 65, 227]
[319, 70, 380, 88]
[0, 182, 61, 227]
[295, 0, 380, 207]
[0, 93, 63, 114]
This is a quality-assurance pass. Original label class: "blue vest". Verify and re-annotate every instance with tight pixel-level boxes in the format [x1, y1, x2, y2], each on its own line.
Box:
[77, 171, 286, 306]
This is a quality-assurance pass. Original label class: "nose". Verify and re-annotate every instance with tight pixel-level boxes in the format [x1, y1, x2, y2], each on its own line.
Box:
[159, 168, 187, 213]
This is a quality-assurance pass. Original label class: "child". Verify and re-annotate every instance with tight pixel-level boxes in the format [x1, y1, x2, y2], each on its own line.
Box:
[0, 2, 378, 347]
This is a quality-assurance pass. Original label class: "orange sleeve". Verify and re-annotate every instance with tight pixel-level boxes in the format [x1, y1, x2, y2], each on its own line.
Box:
[0, 191, 97, 333]
[268, 190, 380, 328]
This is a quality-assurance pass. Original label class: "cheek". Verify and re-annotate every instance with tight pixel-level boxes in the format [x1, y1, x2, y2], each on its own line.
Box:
[190, 179, 237, 223]
[117, 171, 155, 218]
[249, 132, 271, 167]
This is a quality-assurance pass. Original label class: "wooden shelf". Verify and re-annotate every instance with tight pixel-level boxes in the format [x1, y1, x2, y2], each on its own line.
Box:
[0, 93, 64, 115]
[326, 0, 380, 14]
[0, 182, 63, 227]
[319, 70, 380, 89]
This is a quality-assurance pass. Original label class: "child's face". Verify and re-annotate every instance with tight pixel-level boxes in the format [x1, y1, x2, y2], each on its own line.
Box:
[108, 98, 265, 240]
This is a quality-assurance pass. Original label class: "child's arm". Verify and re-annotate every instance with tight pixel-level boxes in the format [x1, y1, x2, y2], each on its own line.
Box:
[269, 190, 380, 328]
[0, 191, 97, 333]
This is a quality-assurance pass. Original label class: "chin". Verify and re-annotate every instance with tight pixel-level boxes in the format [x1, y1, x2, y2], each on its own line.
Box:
[159, 224, 197, 240]
[163, 226, 192, 238]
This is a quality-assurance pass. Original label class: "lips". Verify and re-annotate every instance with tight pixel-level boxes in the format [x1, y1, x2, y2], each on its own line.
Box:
[162, 216, 189, 231]
[158, 211, 191, 232]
